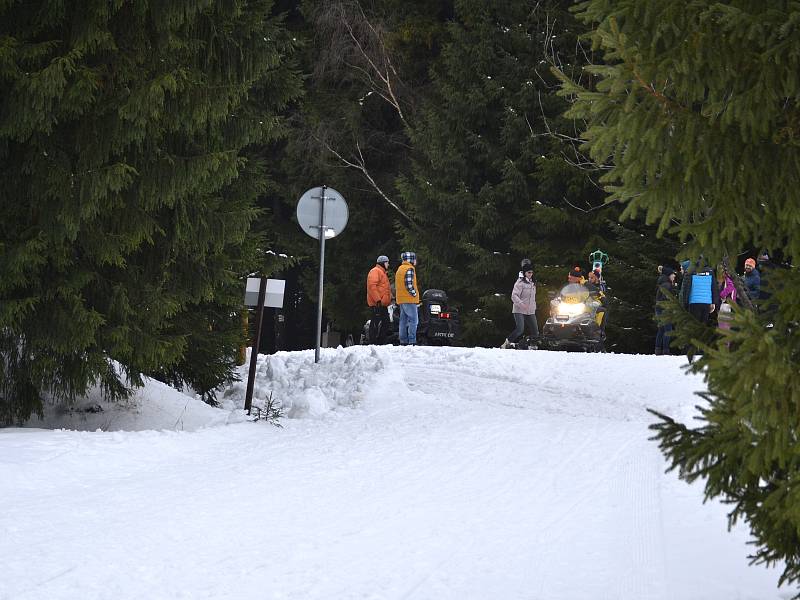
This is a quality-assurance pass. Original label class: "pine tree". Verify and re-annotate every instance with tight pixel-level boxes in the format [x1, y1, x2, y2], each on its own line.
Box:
[0, 1, 302, 422]
[256, 0, 677, 351]
[396, 0, 678, 349]
[558, 0, 800, 590]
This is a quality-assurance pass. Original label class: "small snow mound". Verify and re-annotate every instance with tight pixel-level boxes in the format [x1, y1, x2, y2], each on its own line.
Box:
[225, 346, 389, 419]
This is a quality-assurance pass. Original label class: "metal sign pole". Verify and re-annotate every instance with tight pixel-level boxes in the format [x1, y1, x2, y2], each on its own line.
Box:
[315, 186, 327, 364]
[296, 185, 347, 363]
[244, 276, 267, 414]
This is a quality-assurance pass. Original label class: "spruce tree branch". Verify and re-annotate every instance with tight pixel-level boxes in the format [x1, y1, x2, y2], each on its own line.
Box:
[631, 69, 686, 113]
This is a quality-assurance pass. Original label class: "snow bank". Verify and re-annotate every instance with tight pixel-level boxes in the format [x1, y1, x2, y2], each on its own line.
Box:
[223, 346, 396, 418]
[1, 346, 786, 600]
[224, 345, 704, 424]
[19, 345, 704, 433]
[21, 374, 237, 432]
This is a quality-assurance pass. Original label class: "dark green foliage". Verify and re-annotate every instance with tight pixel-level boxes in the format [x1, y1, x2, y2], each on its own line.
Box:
[396, 0, 582, 345]
[251, 390, 284, 426]
[0, 0, 700, 427]
[258, 0, 681, 352]
[395, 0, 678, 349]
[560, 0, 800, 590]
[263, 0, 452, 336]
[0, 0, 301, 422]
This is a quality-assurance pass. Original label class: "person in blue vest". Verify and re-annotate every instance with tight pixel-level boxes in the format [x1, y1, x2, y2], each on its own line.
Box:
[681, 260, 720, 324]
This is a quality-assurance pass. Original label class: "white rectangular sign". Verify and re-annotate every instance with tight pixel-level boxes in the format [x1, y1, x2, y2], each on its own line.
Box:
[245, 278, 285, 308]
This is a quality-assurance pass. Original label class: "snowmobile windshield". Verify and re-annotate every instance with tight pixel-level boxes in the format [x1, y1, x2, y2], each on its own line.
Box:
[551, 283, 591, 319]
[558, 283, 591, 302]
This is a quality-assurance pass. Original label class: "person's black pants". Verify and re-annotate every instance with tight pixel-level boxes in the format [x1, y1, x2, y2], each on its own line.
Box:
[369, 306, 390, 344]
[688, 303, 710, 325]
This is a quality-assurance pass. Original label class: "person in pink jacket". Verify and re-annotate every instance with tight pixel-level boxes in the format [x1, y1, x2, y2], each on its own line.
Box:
[501, 260, 539, 348]
[718, 272, 737, 334]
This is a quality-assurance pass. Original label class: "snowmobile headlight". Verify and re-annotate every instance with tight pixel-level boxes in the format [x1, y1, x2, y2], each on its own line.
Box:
[429, 304, 442, 314]
[557, 302, 586, 316]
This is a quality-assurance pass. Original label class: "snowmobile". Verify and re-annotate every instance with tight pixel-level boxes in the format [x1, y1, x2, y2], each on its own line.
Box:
[417, 289, 461, 345]
[360, 289, 461, 346]
[540, 283, 607, 352]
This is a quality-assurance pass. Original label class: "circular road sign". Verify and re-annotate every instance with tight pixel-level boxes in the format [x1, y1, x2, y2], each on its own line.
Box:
[296, 186, 349, 239]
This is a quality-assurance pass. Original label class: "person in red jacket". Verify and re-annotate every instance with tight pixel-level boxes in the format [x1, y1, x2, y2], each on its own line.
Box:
[366, 255, 392, 344]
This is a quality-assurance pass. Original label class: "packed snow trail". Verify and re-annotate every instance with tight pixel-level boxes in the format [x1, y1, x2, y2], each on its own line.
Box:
[0, 346, 788, 600]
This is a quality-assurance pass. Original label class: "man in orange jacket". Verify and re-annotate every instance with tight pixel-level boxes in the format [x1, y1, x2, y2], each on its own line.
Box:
[366, 255, 392, 344]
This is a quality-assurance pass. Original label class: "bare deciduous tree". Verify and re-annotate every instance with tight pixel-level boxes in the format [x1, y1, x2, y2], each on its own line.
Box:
[304, 0, 416, 224]
[310, 0, 412, 128]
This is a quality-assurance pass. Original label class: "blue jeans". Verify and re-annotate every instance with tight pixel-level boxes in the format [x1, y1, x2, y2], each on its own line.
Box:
[398, 303, 419, 344]
[509, 313, 539, 343]
[655, 323, 672, 354]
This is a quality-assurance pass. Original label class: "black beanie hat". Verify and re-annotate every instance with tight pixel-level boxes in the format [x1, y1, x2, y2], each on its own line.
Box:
[569, 266, 584, 279]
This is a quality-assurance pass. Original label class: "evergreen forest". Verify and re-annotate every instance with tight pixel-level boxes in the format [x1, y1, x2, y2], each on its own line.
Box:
[3, 0, 800, 591]
[2, 0, 682, 424]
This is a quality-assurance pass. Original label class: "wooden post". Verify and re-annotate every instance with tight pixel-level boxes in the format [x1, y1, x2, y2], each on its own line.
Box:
[244, 277, 267, 415]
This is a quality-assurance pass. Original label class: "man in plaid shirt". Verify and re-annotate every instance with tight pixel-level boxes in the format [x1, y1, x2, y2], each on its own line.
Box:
[394, 251, 420, 345]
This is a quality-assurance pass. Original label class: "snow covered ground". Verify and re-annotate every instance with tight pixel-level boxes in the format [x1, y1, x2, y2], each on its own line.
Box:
[0, 346, 790, 600]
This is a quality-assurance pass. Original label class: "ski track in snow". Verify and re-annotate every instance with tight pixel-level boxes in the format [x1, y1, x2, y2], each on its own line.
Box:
[0, 346, 791, 600]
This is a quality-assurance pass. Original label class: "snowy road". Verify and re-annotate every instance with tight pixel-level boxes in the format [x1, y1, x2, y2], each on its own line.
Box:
[0, 346, 789, 599]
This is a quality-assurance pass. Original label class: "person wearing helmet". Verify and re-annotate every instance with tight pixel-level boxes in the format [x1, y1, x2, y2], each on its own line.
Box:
[585, 269, 607, 297]
[366, 255, 392, 344]
[395, 251, 420, 345]
[501, 260, 538, 349]
[567, 266, 585, 285]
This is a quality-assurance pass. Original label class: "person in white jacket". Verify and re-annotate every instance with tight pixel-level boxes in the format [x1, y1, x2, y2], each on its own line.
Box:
[501, 260, 539, 348]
